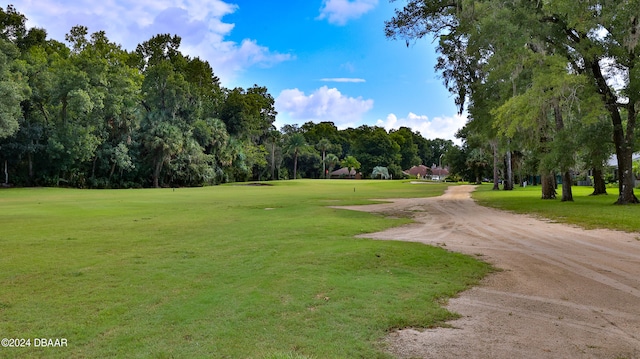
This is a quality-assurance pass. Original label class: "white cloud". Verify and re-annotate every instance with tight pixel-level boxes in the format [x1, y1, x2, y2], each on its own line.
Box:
[376, 112, 467, 143]
[317, 0, 378, 26]
[183, 38, 293, 83]
[275, 86, 374, 127]
[320, 78, 366, 83]
[14, 0, 291, 84]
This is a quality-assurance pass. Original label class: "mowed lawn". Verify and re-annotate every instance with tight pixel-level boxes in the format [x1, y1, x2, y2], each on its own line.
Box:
[0, 180, 491, 359]
[473, 184, 640, 232]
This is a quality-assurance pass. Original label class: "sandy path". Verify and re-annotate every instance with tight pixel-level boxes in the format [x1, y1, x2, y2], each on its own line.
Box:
[339, 185, 640, 359]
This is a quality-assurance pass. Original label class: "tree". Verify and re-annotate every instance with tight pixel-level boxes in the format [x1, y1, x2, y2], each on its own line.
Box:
[134, 33, 182, 71]
[349, 125, 400, 177]
[219, 85, 276, 141]
[0, 5, 27, 43]
[68, 28, 143, 186]
[577, 118, 613, 196]
[0, 5, 32, 139]
[139, 55, 190, 187]
[0, 39, 28, 139]
[302, 121, 343, 148]
[283, 132, 307, 179]
[390, 127, 421, 170]
[424, 138, 454, 168]
[0, 7, 31, 138]
[386, 0, 640, 204]
[340, 155, 361, 179]
[466, 148, 490, 185]
[325, 153, 340, 175]
[316, 138, 335, 179]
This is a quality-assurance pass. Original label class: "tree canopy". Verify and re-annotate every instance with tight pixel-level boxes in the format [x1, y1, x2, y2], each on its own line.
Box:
[387, 0, 640, 204]
[6, 2, 634, 192]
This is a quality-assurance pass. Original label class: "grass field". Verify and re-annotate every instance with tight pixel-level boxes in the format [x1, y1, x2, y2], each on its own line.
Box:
[0, 180, 491, 358]
[472, 183, 640, 232]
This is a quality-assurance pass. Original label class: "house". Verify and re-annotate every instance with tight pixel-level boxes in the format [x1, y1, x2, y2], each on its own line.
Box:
[403, 165, 431, 178]
[430, 165, 449, 181]
[607, 153, 640, 182]
[330, 167, 362, 179]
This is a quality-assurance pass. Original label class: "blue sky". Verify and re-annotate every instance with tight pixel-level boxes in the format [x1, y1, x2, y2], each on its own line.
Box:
[11, 0, 466, 141]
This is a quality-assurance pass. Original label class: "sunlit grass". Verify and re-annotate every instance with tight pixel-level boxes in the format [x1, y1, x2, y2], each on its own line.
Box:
[472, 184, 640, 232]
[0, 180, 491, 358]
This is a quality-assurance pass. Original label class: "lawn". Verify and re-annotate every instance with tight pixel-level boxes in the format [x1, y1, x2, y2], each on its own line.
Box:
[0, 180, 491, 358]
[472, 183, 640, 232]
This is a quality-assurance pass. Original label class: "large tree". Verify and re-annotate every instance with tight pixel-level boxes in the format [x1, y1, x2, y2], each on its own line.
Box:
[390, 127, 421, 170]
[387, 0, 639, 204]
[349, 125, 401, 177]
[283, 132, 308, 180]
[341, 155, 361, 179]
[0, 39, 28, 140]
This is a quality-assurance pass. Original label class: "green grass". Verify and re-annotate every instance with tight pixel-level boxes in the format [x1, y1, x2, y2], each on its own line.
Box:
[472, 184, 640, 232]
[0, 180, 491, 358]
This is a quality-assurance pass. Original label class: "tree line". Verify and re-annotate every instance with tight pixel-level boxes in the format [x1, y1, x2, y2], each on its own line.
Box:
[0, 5, 455, 188]
[387, 0, 640, 204]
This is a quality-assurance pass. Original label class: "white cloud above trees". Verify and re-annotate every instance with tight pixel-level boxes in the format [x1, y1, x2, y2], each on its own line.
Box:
[15, 0, 292, 84]
[275, 86, 374, 126]
[376, 113, 467, 143]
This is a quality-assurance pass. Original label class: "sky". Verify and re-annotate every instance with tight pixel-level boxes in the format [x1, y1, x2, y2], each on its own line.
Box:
[9, 0, 467, 142]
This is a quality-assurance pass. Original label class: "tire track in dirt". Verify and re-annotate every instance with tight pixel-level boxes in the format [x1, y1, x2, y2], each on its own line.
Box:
[336, 185, 640, 358]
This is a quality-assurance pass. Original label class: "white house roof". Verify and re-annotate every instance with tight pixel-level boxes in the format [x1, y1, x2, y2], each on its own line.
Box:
[607, 153, 640, 167]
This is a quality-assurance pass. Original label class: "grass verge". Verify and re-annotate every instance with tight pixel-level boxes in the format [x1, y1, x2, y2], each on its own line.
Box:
[472, 184, 640, 232]
[1, 180, 491, 358]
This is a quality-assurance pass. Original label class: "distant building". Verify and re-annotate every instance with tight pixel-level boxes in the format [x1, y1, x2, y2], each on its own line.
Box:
[330, 167, 362, 179]
[403, 165, 430, 178]
[430, 165, 449, 181]
[403, 164, 449, 180]
[607, 153, 640, 182]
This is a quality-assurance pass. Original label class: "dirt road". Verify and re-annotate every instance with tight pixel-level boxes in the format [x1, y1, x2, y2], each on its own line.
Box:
[341, 185, 640, 359]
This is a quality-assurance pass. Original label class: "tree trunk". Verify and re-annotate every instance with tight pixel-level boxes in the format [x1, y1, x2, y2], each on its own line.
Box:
[590, 60, 638, 204]
[591, 168, 607, 195]
[491, 140, 499, 190]
[153, 157, 163, 188]
[553, 103, 573, 202]
[293, 152, 298, 180]
[322, 150, 326, 179]
[28, 152, 33, 183]
[561, 171, 573, 202]
[91, 156, 97, 180]
[109, 161, 117, 182]
[4, 160, 8, 185]
[616, 148, 638, 204]
[504, 149, 513, 190]
[271, 142, 276, 180]
[541, 172, 557, 199]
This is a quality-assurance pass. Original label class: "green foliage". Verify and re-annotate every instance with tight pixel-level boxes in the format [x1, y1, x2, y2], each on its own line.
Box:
[348, 125, 401, 176]
[341, 155, 361, 178]
[0, 180, 491, 358]
[387, 0, 640, 203]
[0, 38, 29, 139]
[390, 127, 421, 170]
[220, 85, 276, 140]
[284, 132, 309, 179]
[1, 5, 461, 188]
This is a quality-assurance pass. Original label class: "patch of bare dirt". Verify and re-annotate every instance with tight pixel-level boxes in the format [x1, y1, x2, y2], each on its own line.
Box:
[338, 185, 640, 359]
